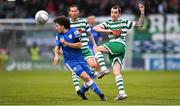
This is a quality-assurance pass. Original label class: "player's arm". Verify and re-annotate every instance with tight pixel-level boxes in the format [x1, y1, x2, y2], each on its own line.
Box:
[60, 38, 82, 49]
[134, 4, 145, 27]
[85, 21, 98, 47]
[87, 31, 97, 47]
[93, 24, 112, 33]
[93, 24, 121, 38]
[53, 46, 60, 65]
[54, 34, 62, 65]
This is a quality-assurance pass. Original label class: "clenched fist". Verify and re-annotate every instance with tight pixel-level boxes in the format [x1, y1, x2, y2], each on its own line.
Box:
[138, 4, 145, 13]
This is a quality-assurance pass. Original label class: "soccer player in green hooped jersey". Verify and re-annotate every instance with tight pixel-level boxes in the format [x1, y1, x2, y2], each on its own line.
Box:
[93, 4, 145, 100]
[68, 5, 109, 94]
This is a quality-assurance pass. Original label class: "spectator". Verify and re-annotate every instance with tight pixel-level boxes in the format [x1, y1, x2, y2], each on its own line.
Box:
[0, 48, 9, 71]
[28, 42, 41, 62]
[0, 0, 179, 18]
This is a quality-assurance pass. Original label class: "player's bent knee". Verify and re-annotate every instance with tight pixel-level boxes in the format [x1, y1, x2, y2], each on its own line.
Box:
[87, 58, 97, 69]
[80, 71, 91, 82]
[90, 63, 97, 69]
[113, 70, 120, 76]
[83, 75, 91, 82]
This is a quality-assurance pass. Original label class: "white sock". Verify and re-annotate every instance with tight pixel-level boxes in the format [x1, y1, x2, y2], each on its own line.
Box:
[86, 79, 94, 86]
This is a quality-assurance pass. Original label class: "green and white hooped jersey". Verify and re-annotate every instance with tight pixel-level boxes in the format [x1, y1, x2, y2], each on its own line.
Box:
[101, 19, 135, 46]
[70, 18, 91, 49]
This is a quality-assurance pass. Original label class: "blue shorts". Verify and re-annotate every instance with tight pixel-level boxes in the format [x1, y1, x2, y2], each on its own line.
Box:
[65, 61, 95, 78]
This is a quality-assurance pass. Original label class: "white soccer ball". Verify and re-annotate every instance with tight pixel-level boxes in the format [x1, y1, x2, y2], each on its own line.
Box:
[35, 10, 49, 24]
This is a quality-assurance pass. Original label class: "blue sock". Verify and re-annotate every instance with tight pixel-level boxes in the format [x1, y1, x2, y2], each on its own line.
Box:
[81, 84, 89, 93]
[88, 82, 102, 96]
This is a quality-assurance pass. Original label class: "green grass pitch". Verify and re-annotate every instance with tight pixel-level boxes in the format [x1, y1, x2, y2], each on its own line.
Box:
[0, 70, 180, 105]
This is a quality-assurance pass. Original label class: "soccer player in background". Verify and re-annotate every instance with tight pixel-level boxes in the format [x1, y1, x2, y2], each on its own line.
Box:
[68, 5, 109, 94]
[87, 15, 103, 54]
[53, 16, 105, 101]
[93, 4, 145, 100]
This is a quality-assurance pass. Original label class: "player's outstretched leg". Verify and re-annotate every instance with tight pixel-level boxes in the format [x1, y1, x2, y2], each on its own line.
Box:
[95, 51, 109, 79]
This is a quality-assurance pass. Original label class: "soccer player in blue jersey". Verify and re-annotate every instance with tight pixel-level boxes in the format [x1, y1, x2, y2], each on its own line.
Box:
[53, 16, 105, 101]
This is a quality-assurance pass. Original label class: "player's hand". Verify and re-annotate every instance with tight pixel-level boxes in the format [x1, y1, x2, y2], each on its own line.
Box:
[112, 30, 122, 38]
[105, 29, 113, 34]
[53, 54, 59, 65]
[59, 48, 63, 54]
[108, 30, 122, 38]
[60, 38, 66, 45]
[138, 4, 145, 13]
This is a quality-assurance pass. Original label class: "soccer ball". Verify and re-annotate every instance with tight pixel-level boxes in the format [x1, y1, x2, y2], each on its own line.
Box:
[35, 10, 49, 24]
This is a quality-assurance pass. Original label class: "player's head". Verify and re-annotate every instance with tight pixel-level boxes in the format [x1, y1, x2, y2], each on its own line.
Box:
[53, 16, 70, 33]
[88, 15, 95, 26]
[68, 5, 79, 19]
[111, 5, 121, 21]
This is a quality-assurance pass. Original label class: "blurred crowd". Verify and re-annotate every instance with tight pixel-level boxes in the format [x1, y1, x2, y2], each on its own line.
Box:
[0, 0, 179, 18]
[133, 40, 180, 54]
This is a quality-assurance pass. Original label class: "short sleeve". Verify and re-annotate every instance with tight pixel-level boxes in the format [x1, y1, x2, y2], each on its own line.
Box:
[85, 21, 91, 32]
[55, 33, 62, 46]
[100, 21, 108, 29]
[127, 20, 136, 29]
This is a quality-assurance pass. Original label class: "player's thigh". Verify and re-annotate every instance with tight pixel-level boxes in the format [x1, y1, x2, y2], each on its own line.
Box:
[109, 55, 124, 67]
[86, 57, 97, 68]
[82, 48, 97, 68]
[109, 55, 124, 76]
[82, 48, 94, 61]
[65, 63, 84, 77]
[94, 45, 109, 53]
[112, 60, 122, 76]
[103, 42, 125, 55]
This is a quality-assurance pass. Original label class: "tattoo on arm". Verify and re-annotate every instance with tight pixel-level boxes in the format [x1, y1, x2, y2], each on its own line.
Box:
[135, 12, 144, 27]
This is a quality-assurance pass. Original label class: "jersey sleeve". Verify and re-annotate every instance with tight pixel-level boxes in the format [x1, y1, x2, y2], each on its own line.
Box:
[126, 20, 136, 29]
[55, 33, 62, 46]
[85, 20, 91, 32]
[100, 21, 108, 29]
[73, 30, 81, 42]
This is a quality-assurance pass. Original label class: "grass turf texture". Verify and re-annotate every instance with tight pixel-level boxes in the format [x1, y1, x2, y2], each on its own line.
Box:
[0, 70, 180, 105]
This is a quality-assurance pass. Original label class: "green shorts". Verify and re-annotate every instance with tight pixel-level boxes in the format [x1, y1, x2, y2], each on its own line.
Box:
[103, 42, 125, 67]
[82, 48, 94, 60]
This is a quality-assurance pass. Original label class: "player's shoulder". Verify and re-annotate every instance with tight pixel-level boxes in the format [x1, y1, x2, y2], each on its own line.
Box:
[56, 32, 62, 36]
[104, 19, 114, 24]
[107, 19, 112, 22]
[55, 32, 63, 40]
[69, 27, 76, 31]
[119, 19, 129, 23]
[69, 28, 80, 36]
